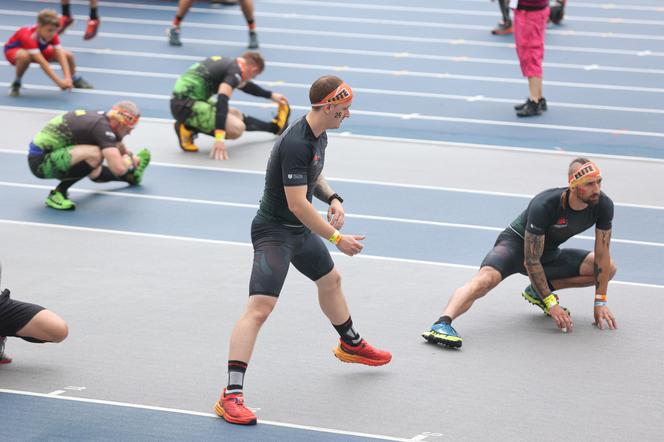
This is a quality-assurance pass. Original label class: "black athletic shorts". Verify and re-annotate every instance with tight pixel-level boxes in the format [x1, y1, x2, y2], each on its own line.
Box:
[481, 229, 590, 281]
[0, 289, 45, 336]
[249, 215, 335, 297]
[170, 98, 194, 123]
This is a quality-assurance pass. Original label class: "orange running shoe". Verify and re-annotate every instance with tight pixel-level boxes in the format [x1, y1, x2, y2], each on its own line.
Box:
[214, 389, 257, 425]
[84, 19, 100, 40]
[333, 339, 392, 366]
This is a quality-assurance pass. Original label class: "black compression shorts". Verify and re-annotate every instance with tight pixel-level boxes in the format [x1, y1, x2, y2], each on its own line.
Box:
[480, 229, 590, 281]
[248, 216, 335, 297]
[0, 289, 45, 336]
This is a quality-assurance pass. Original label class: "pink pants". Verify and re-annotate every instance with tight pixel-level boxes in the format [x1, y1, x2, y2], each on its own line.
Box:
[514, 7, 549, 78]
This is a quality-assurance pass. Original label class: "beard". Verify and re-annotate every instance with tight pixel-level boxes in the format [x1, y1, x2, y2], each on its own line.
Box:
[580, 193, 600, 205]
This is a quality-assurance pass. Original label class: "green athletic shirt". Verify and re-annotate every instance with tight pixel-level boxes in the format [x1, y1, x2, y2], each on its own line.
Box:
[172, 56, 243, 101]
[32, 110, 119, 153]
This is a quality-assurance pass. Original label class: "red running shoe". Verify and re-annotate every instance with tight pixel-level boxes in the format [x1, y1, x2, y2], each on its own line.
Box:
[58, 15, 74, 34]
[214, 389, 257, 425]
[84, 19, 100, 40]
[333, 339, 392, 366]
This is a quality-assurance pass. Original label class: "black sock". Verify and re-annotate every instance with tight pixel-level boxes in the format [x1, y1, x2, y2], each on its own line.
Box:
[227, 360, 248, 393]
[62, 4, 71, 17]
[91, 166, 121, 183]
[435, 315, 452, 325]
[333, 316, 362, 346]
[56, 161, 94, 195]
[90, 7, 98, 20]
[244, 115, 278, 134]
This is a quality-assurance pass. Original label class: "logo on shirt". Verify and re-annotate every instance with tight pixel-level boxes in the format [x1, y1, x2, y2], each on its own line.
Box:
[287, 173, 304, 180]
[553, 217, 568, 229]
[105, 131, 117, 140]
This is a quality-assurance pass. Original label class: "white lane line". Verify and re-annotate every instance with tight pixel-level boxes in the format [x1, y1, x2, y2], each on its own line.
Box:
[6, 62, 660, 115]
[456, 0, 664, 13]
[1, 140, 663, 207]
[20, 0, 664, 25]
[0, 181, 662, 248]
[6, 6, 664, 44]
[48, 390, 66, 396]
[0, 388, 407, 441]
[0, 220, 662, 289]
[3, 82, 663, 141]
[2, 12, 663, 59]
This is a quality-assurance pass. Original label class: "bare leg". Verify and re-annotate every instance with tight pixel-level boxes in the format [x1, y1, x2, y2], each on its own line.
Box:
[16, 310, 68, 343]
[227, 295, 277, 363]
[176, 0, 195, 21]
[315, 268, 350, 325]
[13, 49, 32, 79]
[528, 76, 543, 102]
[442, 266, 503, 319]
[239, 0, 255, 24]
[225, 109, 246, 140]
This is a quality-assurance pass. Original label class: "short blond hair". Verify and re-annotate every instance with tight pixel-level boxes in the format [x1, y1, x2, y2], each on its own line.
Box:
[37, 9, 59, 27]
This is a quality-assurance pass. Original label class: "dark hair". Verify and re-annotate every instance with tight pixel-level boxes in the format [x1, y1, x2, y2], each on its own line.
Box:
[568, 157, 591, 176]
[241, 51, 265, 73]
[309, 76, 344, 105]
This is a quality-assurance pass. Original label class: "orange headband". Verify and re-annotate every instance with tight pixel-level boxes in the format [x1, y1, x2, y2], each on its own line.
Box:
[109, 106, 140, 129]
[312, 82, 353, 107]
[569, 162, 601, 187]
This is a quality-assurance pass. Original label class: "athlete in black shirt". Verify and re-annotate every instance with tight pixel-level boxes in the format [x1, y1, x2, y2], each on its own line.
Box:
[213, 76, 391, 426]
[423, 158, 618, 348]
[0, 262, 68, 365]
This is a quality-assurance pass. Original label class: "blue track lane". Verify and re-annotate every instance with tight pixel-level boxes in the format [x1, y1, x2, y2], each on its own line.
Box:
[1, 0, 664, 157]
[1, 153, 662, 285]
[0, 392, 394, 441]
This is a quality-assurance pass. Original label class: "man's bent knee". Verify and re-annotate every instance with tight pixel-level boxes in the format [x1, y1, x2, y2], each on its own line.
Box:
[473, 266, 502, 294]
[315, 268, 341, 291]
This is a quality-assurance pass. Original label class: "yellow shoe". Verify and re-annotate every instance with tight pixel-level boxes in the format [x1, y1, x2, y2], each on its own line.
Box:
[174, 121, 198, 152]
[272, 101, 291, 135]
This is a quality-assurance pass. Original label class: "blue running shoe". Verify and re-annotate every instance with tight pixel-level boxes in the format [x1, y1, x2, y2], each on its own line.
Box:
[422, 321, 462, 348]
[522, 285, 570, 317]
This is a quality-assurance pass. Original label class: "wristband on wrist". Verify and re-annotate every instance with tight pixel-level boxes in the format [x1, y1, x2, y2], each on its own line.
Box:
[594, 301, 607, 307]
[543, 294, 558, 310]
[594, 294, 607, 302]
[327, 193, 343, 205]
[328, 230, 341, 245]
[214, 130, 226, 141]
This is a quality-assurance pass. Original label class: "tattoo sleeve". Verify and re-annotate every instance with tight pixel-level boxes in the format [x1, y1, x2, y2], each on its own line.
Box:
[313, 174, 334, 203]
[524, 231, 551, 300]
[594, 228, 612, 293]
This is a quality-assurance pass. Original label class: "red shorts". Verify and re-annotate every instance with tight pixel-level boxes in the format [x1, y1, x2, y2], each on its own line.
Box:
[514, 7, 549, 78]
[4, 46, 55, 65]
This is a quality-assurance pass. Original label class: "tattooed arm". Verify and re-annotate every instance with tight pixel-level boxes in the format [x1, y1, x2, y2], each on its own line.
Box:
[594, 228, 612, 296]
[593, 228, 617, 329]
[524, 231, 573, 331]
[313, 174, 345, 229]
[313, 174, 334, 203]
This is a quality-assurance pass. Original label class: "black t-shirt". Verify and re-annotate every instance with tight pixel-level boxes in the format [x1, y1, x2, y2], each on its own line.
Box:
[257, 116, 327, 226]
[32, 110, 119, 153]
[509, 187, 614, 250]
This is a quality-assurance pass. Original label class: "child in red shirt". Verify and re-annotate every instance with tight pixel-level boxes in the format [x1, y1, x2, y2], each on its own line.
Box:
[4, 9, 93, 97]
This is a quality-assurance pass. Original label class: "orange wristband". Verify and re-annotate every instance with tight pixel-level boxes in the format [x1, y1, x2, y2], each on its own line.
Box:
[214, 130, 226, 141]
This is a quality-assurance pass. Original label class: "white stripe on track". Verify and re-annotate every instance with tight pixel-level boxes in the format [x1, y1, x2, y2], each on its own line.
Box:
[1, 181, 662, 248]
[3, 81, 663, 140]
[0, 220, 662, 289]
[3, 105, 664, 168]
[3, 61, 662, 115]
[0, 389, 408, 441]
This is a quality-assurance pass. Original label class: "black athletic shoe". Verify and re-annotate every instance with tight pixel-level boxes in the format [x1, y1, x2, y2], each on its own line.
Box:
[248, 31, 259, 49]
[516, 99, 543, 117]
[8, 81, 20, 97]
[515, 97, 547, 111]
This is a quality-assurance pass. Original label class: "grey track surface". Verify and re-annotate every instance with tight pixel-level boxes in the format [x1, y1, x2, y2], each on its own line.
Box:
[1, 109, 663, 441]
